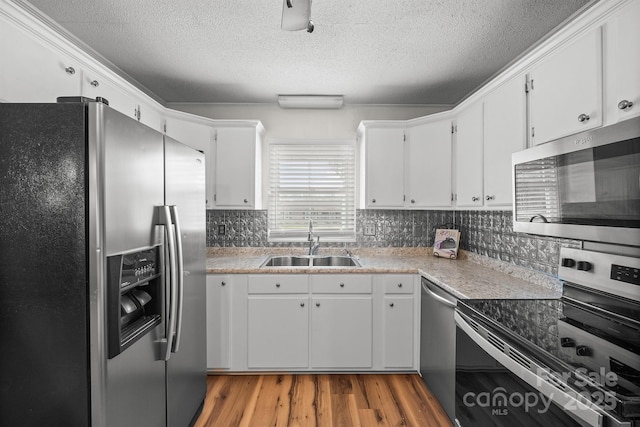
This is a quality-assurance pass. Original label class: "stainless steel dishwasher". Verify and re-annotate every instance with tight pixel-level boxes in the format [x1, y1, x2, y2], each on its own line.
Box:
[420, 277, 458, 423]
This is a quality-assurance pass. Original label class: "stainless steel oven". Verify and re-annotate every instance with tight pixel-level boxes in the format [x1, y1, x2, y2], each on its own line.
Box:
[455, 245, 640, 427]
[511, 116, 640, 246]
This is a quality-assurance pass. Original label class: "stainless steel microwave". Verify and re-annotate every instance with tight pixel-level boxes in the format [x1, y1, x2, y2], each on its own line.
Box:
[512, 116, 640, 247]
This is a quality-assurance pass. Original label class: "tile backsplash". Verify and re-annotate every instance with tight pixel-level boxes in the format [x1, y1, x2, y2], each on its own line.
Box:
[206, 209, 581, 276]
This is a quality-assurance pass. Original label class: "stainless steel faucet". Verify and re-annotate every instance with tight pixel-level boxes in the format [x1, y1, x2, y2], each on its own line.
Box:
[308, 220, 320, 255]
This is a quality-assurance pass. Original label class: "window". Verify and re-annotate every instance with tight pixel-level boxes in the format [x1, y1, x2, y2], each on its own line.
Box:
[268, 140, 356, 242]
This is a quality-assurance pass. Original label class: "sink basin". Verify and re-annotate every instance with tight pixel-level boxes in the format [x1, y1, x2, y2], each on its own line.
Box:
[260, 255, 361, 268]
[261, 256, 311, 267]
[310, 256, 361, 267]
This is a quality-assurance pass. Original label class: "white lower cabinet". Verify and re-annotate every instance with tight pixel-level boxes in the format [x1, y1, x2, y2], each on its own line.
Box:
[247, 296, 309, 369]
[206, 275, 233, 370]
[208, 273, 418, 372]
[310, 296, 373, 369]
[380, 275, 416, 369]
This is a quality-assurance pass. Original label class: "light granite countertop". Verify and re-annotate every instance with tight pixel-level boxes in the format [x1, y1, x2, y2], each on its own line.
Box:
[206, 247, 562, 300]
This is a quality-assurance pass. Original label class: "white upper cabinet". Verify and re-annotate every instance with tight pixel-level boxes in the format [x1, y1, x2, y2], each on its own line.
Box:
[455, 102, 484, 207]
[82, 70, 138, 121]
[213, 124, 263, 209]
[406, 120, 453, 208]
[483, 75, 527, 206]
[0, 19, 81, 103]
[528, 27, 603, 145]
[361, 126, 405, 208]
[603, 0, 640, 124]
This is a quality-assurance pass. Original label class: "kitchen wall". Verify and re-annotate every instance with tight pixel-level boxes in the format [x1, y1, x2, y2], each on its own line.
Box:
[206, 209, 581, 276]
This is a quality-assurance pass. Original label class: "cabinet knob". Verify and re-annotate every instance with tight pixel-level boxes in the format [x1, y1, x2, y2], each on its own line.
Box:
[316, 302, 320, 307]
[410, 199, 415, 204]
[390, 303, 394, 307]
[276, 283, 281, 287]
[221, 281, 226, 286]
[471, 196, 479, 202]
[300, 302, 305, 307]
[243, 199, 248, 203]
[485, 195, 495, 201]
[618, 100, 634, 111]
[65, 66, 76, 75]
[339, 283, 345, 287]
[397, 283, 402, 288]
[90, 80, 99, 88]
[577, 113, 590, 123]
[371, 199, 376, 203]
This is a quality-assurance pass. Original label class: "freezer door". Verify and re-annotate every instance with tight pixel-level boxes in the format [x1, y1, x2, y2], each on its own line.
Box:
[100, 105, 167, 426]
[164, 136, 207, 426]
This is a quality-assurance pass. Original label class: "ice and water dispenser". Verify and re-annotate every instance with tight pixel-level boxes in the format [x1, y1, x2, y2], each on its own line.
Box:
[107, 246, 163, 359]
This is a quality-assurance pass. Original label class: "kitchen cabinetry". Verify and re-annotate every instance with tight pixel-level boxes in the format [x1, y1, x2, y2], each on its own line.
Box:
[603, 0, 640, 124]
[483, 76, 527, 206]
[360, 125, 405, 208]
[528, 28, 602, 145]
[455, 102, 484, 207]
[213, 124, 264, 209]
[406, 120, 453, 207]
[0, 18, 81, 103]
[359, 119, 452, 209]
[212, 272, 417, 372]
[310, 275, 373, 369]
[381, 275, 415, 369]
[206, 275, 233, 370]
[247, 275, 309, 369]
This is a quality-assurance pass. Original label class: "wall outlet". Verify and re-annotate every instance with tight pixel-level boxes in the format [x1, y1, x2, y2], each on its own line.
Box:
[364, 223, 376, 236]
[218, 224, 226, 235]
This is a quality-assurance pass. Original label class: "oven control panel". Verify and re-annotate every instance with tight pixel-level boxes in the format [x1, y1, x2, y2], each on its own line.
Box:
[611, 264, 640, 286]
[559, 247, 640, 301]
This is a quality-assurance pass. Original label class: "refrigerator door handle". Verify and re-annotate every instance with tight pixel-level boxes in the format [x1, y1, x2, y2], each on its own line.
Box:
[160, 205, 178, 361]
[170, 205, 185, 353]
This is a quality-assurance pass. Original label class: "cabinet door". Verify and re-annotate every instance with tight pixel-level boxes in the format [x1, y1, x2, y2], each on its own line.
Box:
[383, 296, 414, 368]
[455, 102, 484, 207]
[206, 275, 232, 370]
[406, 120, 452, 207]
[604, 0, 640, 123]
[365, 127, 405, 208]
[311, 296, 372, 368]
[247, 296, 309, 369]
[215, 127, 257, 208]
[0, 20, 81, 102]
[483, 76, 526, 206]
[529, 28, 602, 145]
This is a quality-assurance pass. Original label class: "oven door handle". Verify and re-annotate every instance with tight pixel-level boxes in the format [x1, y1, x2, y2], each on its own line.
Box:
[455, 311, 604, 427]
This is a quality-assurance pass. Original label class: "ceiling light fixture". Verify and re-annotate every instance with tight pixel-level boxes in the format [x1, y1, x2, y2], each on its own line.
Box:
[281, 0, 314, 33]
[277, 95, 344, 109]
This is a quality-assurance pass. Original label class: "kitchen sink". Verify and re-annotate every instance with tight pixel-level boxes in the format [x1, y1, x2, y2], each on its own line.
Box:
[260, 255, 361, 268]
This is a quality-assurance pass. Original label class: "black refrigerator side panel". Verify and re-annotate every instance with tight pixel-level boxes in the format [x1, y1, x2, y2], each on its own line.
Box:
[0, 104, 90, 426]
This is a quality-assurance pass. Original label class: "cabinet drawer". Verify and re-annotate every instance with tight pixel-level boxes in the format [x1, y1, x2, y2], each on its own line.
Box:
[310, 274, 372, 294]
[383, 275, 414, 294]
[248, 275, 309, 294]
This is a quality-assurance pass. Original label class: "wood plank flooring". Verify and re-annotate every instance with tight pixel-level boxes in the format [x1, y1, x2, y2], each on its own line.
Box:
[194, 374, 452, 427]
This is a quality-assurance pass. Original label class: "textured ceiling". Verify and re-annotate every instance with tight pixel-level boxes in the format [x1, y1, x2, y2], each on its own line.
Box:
[24, 0, 593, 105]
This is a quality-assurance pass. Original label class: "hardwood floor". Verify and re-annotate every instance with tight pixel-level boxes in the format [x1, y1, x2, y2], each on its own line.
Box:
[194, 373, 452, 427]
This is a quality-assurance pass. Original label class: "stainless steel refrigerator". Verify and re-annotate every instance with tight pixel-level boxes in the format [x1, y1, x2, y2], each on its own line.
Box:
[0, 98, 206, 426]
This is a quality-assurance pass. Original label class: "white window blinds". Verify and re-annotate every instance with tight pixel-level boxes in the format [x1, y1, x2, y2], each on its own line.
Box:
[268, 141, 356, 242]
